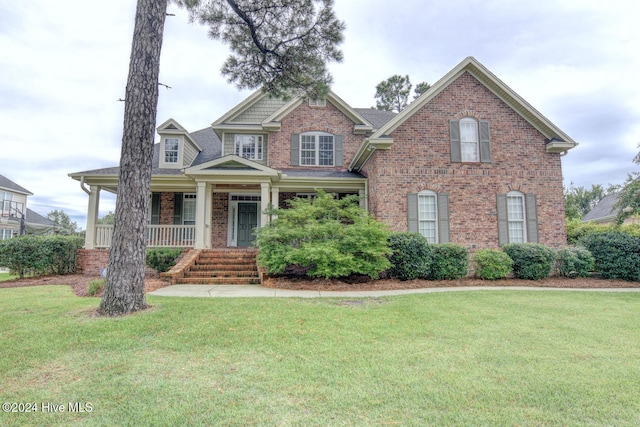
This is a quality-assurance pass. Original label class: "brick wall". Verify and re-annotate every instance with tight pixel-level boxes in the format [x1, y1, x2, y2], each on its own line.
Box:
[160, 192, 175, 225]
[362, 71, 567, 249]
[211, 192, 229, 247]
[76, 249, 110, 275]
[268, 101, 362, 170]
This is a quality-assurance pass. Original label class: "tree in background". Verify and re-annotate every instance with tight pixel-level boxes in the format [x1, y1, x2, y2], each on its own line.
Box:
[564, 183, 618, 220]
[614, 144, 640, 223]
[47, 210, 79, 235]
[97, 211, 115, 225]
[374, 75, 430, 112]
[100, 0, 345, 316]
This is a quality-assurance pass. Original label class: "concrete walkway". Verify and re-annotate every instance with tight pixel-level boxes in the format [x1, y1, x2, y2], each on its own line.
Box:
[149, 284, 640, 298]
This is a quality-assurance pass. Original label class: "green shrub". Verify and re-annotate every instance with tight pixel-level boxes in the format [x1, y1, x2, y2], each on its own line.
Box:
[146, 248, 183, 273]
[580, 232, 640, 281]
[256, 190, 391, 279]
[502, 243, 556, 280]
[387, 232, 433, 281]
[427, 244, 468, 280]
[0, 235, 84, 278]
[555, 246, 594, 278]
[473, 249, 513, 280]
[87, 279, 105, 296]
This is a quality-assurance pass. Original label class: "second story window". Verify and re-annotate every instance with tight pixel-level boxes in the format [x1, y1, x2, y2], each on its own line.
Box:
[300, 132, 334, 166]
[459, 118, 479, 162]
[164, 138, 179, 164]
[235, 135, 263, 161]
[450, 118, 491, 163]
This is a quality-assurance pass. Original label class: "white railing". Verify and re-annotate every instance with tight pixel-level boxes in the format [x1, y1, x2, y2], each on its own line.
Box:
[94, 224, 196, 248]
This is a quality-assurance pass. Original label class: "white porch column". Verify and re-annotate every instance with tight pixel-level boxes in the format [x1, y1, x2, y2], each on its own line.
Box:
[271, 187, 280, 220]
[359, 189, 367, 211]
[260, 182, 271, 227]
[84, 185, 100, 249]
[204, 183, 212, 248]
[195, 182, 208, 249]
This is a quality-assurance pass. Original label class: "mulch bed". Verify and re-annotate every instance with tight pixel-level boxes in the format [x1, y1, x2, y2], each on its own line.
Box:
[1, 274, 638, 298]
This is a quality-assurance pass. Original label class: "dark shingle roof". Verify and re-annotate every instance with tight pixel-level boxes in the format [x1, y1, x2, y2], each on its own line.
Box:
[0, 173, 32, 195]
[354, 108, 397, 130]
[582, 193, 619, 222]
[26, 208, 57, 227]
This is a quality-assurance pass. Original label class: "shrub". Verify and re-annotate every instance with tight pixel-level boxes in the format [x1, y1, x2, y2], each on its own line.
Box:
[473, 249, 513, 280]
[0, 235, 83, 278]
[580, 232, 640, 281]
[146, 248, 183, 273]
[555, 246, 594, 278]
[502, 243, 556, 280]
[386, 232, 433, 281]
[427, 244, 468, 280]
[87, 279, 105, 296]
[256, 190, 391, 279]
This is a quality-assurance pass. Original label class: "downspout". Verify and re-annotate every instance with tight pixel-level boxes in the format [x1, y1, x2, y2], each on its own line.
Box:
[80, 176, 91, 195]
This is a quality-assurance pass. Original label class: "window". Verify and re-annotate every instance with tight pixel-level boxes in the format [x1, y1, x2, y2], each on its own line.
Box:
[0, 191, 12, 215]
[164, 138, 179, 164]
[450, 119, 491, 163]
[506, 191, 526, 243]
[235, 135, 263, 161]
[418, 191, 438, 243]
[460, 118, 479, 162]
[309, 98, 326, 107]
[407, 191, 450, 243]
[0, 229, 13, 240]
[300, 132, 334, 166]
[182, 194, 196, 225]
[497, 192, 538, 245]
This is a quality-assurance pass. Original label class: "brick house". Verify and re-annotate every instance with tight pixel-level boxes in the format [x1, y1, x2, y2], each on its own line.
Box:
[70, 57, 576, 272]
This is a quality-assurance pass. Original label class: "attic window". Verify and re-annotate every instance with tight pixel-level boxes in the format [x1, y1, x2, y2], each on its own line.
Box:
[309, 98, 326, 107]
[164, 138, 179, 164]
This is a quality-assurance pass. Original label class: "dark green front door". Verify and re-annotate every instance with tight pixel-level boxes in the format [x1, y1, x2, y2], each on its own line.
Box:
[237, 202, 258, 247]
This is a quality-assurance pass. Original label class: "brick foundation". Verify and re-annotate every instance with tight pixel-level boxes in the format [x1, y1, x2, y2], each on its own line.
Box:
[76, 249, 110, 276]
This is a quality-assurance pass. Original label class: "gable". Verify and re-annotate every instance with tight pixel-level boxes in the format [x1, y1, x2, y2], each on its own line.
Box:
[350, 57, 577, 171]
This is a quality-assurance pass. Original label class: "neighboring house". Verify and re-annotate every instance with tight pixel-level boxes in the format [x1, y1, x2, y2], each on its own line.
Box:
[0, 173, 57, 239]
[1, 173, 31, 239]
[70, 57, 576, 253]
[582, 193, 637, 224]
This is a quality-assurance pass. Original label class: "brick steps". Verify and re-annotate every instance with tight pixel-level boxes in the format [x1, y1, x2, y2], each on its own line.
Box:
[173, 249, 260, 285]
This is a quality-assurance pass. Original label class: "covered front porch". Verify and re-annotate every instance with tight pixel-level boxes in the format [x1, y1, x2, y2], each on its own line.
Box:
[76, 155, 367, 250]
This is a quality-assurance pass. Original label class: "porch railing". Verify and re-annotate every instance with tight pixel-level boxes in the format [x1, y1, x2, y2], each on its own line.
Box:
[94, 224, 196, 248]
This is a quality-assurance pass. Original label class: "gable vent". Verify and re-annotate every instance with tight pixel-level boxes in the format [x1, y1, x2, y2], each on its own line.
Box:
[309, 98, 326, 107]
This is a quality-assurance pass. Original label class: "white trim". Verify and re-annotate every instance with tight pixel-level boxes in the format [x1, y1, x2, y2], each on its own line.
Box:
[227, 193, 261, 247]
[506, 191, 527, 243]
[417, 190, 438, 243]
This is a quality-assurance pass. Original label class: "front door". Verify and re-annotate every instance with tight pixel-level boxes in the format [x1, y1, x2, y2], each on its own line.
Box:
[237, 202, 258, 247]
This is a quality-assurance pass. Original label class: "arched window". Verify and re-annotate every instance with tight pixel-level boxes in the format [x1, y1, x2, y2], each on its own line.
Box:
[418, 190, 438, 243]
[459, 117, 479, 162]
[506, 191, 526, 243]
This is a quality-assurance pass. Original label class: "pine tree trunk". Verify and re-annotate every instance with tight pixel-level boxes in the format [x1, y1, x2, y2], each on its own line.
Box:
[99, 0, 168, 316]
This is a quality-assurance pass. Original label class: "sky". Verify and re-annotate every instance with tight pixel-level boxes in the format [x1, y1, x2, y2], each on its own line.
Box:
[1, 0, 638, 230]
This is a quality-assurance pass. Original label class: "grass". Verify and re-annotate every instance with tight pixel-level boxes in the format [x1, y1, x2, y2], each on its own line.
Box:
[0, 272, 18, 281]
[1, 286, 640, 426]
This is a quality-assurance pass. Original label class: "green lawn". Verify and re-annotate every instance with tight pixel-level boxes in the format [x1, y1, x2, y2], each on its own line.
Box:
[0, 272, 18, 282]
[1, 286, 640, 426]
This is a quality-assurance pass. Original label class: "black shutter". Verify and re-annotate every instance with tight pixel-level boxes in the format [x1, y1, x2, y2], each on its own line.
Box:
[450, 120, 461, 162]
[479, 120, 491, 163]
[290, 134, 300, 166]
[150, 193, 160, 225]
[173, 193, 183, 225]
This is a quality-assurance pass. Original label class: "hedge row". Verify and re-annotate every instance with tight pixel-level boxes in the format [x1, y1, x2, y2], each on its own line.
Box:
[386, 233, 601, 281]
[0, 235, 84, 278]
[387, 233, 468, 280]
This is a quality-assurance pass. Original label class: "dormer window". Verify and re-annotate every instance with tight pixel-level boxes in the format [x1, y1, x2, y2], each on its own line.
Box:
[164, 138, 179, 164]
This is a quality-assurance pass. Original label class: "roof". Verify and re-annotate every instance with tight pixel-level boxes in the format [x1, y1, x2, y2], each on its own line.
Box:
[0, 173, 32, 195]
[582, 193, 620, 222]
[26, 208, 58, 227]
[353, 108, 397, 130]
